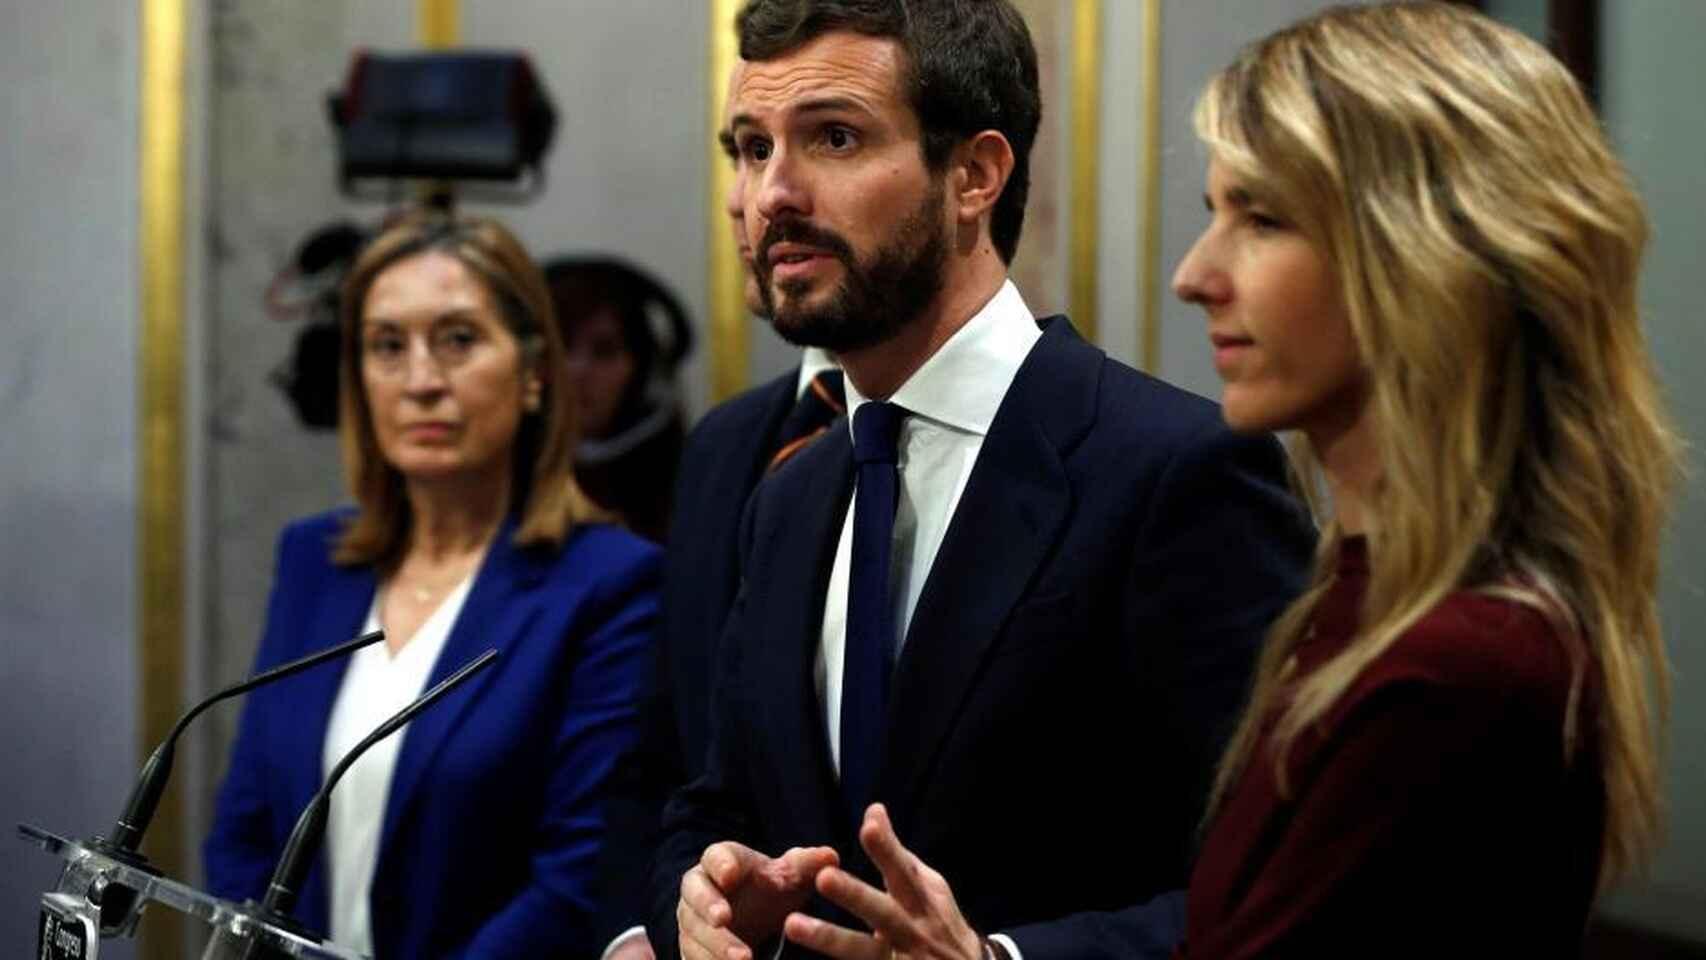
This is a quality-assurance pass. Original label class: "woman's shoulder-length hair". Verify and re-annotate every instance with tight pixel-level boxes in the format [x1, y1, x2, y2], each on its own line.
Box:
[332, 210, 600, 570]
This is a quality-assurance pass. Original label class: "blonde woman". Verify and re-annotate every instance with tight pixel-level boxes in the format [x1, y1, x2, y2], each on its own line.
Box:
[1167, 3, 1679, 955]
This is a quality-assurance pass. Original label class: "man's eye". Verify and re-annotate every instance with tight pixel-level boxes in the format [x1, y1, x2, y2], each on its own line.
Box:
[825, 127, 854, 150]
[742, 138, 772, 162]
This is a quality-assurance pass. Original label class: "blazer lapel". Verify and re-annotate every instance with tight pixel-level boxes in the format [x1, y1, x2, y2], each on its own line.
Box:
[293, 563, 378, 802]
[377, 517, 540, 852]
[879, 318, 1100, 813]
[758, 429, 855, 843]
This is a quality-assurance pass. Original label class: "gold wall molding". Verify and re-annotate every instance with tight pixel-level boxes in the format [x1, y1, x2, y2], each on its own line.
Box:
[139, 0, 187, 955]
[418, 0, 460, 47]
[708, 0, 748, 401]
[1139, 0, 1161, 372]
[1068, 0, 1101, 342]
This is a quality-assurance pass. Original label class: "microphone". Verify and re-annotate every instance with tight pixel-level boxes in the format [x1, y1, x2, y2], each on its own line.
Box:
[198, 648, 499, 960]
[262, 647, 499, 918]
[65, 629, 387, 939]
[106, 629, 389, 856]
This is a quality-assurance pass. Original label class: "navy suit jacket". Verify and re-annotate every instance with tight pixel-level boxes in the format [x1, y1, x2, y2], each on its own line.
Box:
[660, 368, 803, 777]
[595, 369, 805, 943]
[650, 318, 1314, 959]
[205, 509, 661, 959]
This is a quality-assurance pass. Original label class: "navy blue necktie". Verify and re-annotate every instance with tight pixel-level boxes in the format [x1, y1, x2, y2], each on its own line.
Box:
[841, 400, 907, 825]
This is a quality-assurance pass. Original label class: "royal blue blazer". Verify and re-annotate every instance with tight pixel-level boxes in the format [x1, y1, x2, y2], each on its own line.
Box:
[204, 509, 661, 958]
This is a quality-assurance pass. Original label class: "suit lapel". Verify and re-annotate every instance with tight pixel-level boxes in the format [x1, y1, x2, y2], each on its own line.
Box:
[758, 429, 856, 842]
[378, 517, 541, 852]
[746, 373, 802, 484]
[704, 374, 798, 532]
[880, 318, 1100, 813]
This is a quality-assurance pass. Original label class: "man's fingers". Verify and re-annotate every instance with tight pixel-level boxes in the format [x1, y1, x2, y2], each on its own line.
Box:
[782, 911, 884, 960]
[681, 865, 733, 928]
[815, 866, 914, 944]
[858, 803, 929, 912]
[775, 844, 841, 886]
[678, 895, 752, 960]
[676, 933, 718, 960]
[701, 840, 759, 892]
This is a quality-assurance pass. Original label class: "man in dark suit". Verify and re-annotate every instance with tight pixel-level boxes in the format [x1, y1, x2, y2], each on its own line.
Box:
[655, 2, 1313, 959]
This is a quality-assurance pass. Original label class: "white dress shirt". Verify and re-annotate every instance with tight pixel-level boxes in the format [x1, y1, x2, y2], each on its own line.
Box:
[817, 279, 1038, 960]
[815, 278, 1040, 775]
[794, 346, 839, 399]
[322, 573, 475, 953]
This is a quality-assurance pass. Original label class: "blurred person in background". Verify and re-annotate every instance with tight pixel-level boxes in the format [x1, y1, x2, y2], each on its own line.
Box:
[546, 257, 693, 543]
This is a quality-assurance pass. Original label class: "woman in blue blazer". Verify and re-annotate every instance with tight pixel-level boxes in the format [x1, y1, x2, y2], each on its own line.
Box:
[204, 212, 661, 958]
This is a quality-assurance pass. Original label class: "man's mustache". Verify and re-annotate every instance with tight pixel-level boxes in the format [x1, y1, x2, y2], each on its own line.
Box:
[757, 219, 854, 271]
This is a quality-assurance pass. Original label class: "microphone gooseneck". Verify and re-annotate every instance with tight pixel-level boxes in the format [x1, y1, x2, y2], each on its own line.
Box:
[260, 647, 500, 918]
[107, 629, 389, 855]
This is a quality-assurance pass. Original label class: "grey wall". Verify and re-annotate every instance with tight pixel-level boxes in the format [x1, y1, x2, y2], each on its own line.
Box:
[1481, 0, 1548, 45]
[1597, 0, 1706, 942]
[0, 1, 141, 956]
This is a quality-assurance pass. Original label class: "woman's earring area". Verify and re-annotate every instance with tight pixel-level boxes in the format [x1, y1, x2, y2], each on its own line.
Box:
[523, 378, 542, 413]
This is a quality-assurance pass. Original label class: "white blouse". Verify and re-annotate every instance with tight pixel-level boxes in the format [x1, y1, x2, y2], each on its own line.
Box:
[321, 572, 475, 953]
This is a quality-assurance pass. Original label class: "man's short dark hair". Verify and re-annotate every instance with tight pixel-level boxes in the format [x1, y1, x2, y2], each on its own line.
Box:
[736, 0, 1042, 264]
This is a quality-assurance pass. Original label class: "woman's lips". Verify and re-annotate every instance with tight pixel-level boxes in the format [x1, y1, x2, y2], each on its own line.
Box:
[1210, 334, 1254, 372]
[404, 422, 456, 441]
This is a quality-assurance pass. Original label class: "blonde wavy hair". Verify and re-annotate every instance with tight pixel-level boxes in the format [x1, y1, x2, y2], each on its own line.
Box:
[1197, 2, 1680, 887]
[335, 211, 602, 570]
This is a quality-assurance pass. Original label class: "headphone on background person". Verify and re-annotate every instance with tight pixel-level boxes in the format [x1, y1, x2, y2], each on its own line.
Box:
[267, 220, 371, 430]
[542, 256, 695, 462]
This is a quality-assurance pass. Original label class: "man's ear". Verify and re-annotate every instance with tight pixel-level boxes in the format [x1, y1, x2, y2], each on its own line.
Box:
[951, 130, 1016, 228]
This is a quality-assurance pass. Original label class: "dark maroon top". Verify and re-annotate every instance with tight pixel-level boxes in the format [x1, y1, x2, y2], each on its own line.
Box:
[1176, 538, 1603, 958]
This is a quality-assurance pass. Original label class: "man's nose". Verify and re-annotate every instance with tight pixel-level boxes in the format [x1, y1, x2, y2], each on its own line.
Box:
[753, 146, 811, 227]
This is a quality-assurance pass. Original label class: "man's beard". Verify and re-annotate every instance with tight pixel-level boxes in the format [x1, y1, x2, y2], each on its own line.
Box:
[755, 183, 947, 353]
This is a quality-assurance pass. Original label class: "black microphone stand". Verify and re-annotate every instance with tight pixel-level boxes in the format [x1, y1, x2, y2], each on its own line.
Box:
[85, 630, 388, 936]
[203, 648, 500, 960]
[111, 630, 389, 855]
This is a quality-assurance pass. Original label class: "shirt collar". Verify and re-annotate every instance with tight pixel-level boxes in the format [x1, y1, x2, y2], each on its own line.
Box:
[843, 279, 1040, 438]
[794, 347, 839, 399]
